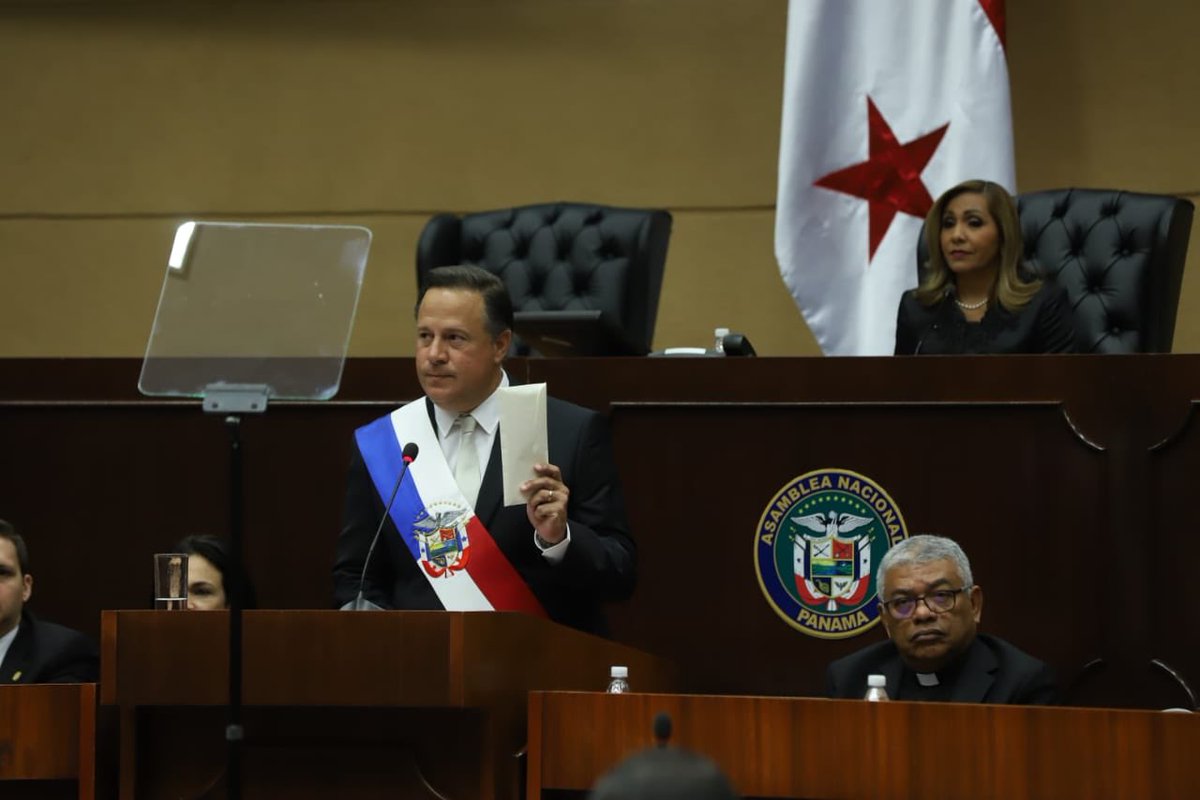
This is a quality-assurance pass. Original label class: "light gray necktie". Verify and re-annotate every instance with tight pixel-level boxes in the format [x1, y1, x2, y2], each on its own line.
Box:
[453, 414, 481, 508]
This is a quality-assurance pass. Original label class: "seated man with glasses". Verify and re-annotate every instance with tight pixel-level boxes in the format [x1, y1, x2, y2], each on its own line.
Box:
[826, 534, 1057, 704]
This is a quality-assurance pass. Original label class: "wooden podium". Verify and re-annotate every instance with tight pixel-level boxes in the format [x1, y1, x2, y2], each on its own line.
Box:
[100, 610, 674, 799]
[0, 683, 96, 800]
[527, 691, 1200, 799]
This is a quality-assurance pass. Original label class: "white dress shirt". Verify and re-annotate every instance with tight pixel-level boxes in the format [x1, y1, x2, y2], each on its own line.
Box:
[0, 621, 19, 673]
[431, 370, 570, 562]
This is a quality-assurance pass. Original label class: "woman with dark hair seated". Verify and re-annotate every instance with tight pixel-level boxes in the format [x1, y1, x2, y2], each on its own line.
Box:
[895, 179, 1076, 355]
[171, 535, 258, 610]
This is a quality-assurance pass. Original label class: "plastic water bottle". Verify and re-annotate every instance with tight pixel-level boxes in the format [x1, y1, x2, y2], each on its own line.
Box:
[713, 327, 730, 356]
[864, 673, 889, 702]
[607, 665, 630, 693]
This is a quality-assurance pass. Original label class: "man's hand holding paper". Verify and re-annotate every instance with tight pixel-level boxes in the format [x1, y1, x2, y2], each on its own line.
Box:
[498, 383, 569, 546]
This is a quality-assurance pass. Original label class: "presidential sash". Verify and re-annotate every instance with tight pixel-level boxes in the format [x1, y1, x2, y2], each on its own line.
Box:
[355, 399, 548, 617]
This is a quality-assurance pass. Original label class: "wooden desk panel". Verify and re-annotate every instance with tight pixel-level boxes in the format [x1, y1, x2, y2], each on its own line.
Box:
[0, 683, 96, 800]
[101, 610, 675, 799]
[527, 691, 1200, 800]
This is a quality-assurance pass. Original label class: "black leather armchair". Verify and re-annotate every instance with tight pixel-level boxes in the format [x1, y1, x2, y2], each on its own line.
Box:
[417, 202, 672, 355]
[917, 188, 1193, 353]
[1018, 189, 1192, 353]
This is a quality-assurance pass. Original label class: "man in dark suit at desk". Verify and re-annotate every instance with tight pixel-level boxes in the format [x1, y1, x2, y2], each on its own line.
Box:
[827, 534, 1056, 704]
[0, 520, 98, 683]
[333, 265, 636, 634]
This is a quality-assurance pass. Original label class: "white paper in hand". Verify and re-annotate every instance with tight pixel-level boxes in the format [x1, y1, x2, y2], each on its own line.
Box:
[498, 383, 549, 506]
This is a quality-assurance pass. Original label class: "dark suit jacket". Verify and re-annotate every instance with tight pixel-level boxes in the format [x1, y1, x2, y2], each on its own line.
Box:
[894, 281, 1077, 354]
[0, 611, 99, 684]
[333, 396, 636, 635]
[825, 633, 1058, 705]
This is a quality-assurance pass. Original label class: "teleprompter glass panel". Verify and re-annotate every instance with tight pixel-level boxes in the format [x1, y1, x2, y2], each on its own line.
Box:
[139, 221, 371, 401]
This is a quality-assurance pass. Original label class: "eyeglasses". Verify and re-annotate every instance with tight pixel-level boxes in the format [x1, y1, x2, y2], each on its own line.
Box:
[880, 586, 972, 620]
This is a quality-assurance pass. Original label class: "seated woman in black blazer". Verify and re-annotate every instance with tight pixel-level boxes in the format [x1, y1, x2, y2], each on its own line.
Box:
[895, 179, 1076, 355]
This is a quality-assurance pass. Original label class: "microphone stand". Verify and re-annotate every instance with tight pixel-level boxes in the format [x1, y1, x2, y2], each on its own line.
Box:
[203, 385, 268, 800]
[345, 443, 419, 612]
[224, 413, 245, 800]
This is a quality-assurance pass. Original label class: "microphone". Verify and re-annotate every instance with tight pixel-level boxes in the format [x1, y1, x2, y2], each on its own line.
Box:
[652, 712, 672, 747]
[913, 323, 938, 355]
[914, 294, 954, 355]
[344, 442, 418, 611]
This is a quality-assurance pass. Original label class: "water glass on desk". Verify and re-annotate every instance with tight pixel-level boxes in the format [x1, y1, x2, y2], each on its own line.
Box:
[153, 553, 188, 610]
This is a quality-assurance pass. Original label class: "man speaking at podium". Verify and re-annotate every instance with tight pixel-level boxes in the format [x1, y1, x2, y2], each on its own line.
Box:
[333, 265, 636, 635]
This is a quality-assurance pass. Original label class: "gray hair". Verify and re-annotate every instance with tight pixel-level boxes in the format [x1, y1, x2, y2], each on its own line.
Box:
[876, 534, 973, 598]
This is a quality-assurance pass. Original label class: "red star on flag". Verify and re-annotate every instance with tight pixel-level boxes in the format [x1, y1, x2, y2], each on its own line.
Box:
[814, 98, 949, 261]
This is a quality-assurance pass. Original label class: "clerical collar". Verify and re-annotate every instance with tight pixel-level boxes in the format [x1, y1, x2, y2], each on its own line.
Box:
[909, 640, 974, 690]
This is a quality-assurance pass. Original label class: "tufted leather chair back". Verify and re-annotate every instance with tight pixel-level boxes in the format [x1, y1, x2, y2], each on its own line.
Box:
[917, 188, 1193, 352]
[417, 202, 672, 355]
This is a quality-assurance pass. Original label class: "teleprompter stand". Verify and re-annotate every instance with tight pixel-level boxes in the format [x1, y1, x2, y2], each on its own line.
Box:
[138, 221, 372, 799]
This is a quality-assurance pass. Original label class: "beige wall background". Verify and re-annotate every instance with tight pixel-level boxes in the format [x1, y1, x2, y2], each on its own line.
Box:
[1, 0, 1197, 358]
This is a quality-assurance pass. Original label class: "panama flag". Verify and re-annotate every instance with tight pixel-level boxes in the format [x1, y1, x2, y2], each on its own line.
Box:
[775, 0, 1015, 355]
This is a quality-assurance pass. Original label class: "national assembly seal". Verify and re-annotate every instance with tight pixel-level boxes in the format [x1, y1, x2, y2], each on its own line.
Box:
[754, 468, 908, 639]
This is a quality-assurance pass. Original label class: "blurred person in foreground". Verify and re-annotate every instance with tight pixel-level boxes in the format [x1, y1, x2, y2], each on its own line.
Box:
[590, 746, 738, 800]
